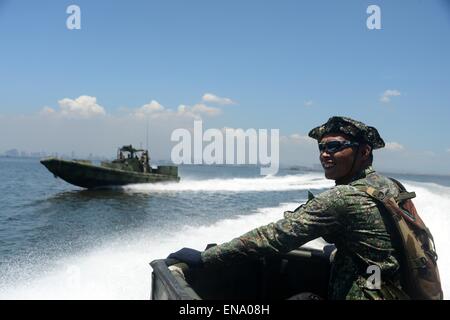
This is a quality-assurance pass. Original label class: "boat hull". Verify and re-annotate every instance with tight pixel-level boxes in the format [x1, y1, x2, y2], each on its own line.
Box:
[40, 158, 179, 189]
[150, 245, 334, 300]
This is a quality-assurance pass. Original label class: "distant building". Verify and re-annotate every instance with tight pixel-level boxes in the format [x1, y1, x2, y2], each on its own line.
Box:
[4, 149, 19, 157]
[30, 151, 47, 158]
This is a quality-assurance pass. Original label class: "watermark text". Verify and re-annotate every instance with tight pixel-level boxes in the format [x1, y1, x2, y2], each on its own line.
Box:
[171, 121, 279, 175]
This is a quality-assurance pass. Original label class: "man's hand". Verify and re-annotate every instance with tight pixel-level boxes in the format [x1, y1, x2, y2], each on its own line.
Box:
[167, 247, 203, 267]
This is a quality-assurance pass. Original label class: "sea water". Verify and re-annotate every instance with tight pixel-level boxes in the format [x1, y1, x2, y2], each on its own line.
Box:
[0, 157, 449, 299]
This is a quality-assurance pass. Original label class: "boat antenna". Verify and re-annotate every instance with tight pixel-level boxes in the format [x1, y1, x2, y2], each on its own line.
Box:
[146, 114, 149, 151]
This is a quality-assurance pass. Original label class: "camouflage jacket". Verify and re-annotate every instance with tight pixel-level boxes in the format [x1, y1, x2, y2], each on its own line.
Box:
[201, 166, 405, 300]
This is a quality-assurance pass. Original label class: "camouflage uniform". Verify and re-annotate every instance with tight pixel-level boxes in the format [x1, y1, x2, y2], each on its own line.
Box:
[201, 117, 408, 300]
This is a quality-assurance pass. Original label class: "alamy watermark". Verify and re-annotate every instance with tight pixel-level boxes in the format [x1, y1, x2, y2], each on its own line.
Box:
[65, 4, 380, 31]
[367, 5, 381, 30]
[66, 5, 81, 30]
[366, 265, 381, 290]
[171, 121, 279, 175]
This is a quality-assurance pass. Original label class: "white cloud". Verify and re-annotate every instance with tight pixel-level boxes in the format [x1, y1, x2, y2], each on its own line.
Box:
[190, 103, 222, 116]
[380, 89, 401, 103]
[129, 93, 230, 120]
[40, 106, 56, 115]
[140, 100, 165, 113]
[58, 95, 106, 118]
[290, 133, 303, 140]
[202, 93, 235, 105]
[177, 104, 188, 114]
[280, 133, 315, 145]
[39, 96, 106, 118]
[131, 101, 221, 120]
[384, 142, 405, 151]
[133, 100, 166, 119]
[175, 104, 202, 120]
[446, 148, 450, 153]
[304, 100, 313, 107]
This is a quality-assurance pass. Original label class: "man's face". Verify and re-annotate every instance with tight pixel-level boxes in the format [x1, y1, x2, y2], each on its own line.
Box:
[319, 133, 357, 181]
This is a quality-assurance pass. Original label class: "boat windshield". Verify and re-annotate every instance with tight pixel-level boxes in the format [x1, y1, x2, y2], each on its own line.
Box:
[117, 145, 144, 159]
[116, 145, 151, 173]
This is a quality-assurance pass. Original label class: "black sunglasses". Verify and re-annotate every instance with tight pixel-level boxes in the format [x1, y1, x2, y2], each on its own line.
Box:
[318, 140, 359, 153]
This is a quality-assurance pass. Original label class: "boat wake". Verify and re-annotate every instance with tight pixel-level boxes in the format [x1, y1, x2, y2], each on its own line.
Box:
[0, 202, 307, 299]
[403, 181, 450, 297]
[0, 178, 449, 299]
[122, 173, 334, 193]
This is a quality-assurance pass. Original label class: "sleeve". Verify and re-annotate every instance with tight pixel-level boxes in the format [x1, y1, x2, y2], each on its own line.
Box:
[201, 187, 346, 266]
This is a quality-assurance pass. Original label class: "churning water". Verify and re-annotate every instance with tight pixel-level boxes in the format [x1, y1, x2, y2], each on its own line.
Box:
[0, 157, 449, 299]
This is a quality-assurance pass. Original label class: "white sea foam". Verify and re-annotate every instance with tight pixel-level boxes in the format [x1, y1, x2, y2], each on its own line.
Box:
[122, 173, 334, 193]
[0, 176, 449, 299]
[0, 202, 308, 299]
[2, 174, 326, 299]
[403, 181, 450, 298]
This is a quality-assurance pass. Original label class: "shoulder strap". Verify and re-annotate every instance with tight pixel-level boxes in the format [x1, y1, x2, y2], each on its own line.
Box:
[388, 177, 417, 202]
[355, 183, 424, 229]
[355, 185, 404, 222]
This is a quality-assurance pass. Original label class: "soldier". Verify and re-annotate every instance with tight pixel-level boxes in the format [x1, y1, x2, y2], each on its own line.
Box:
[168, 116, 441, 300]
[141, 151, 150, 173]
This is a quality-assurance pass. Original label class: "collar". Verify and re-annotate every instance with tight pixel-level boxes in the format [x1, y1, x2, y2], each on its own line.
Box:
[336, 166, 375, 185]
[350, 165, 375, 183]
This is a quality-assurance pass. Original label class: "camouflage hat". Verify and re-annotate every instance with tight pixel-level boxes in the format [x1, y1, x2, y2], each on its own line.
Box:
[308, 116, 385, 149]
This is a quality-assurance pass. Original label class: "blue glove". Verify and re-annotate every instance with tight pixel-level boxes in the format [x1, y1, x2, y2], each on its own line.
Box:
[167, 247, 203, 267]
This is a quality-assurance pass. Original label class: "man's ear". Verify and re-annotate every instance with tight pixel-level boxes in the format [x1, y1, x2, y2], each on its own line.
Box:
[360, 144, 372, 161]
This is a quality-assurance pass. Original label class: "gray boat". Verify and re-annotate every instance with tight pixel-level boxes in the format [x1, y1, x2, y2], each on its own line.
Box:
[41, 145, 180, 189]
[150, 244, 335, 300]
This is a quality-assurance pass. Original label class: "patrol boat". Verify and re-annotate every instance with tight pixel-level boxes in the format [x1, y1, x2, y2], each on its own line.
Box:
[40, 145, 180, 189]
[150, 244, 335, 300]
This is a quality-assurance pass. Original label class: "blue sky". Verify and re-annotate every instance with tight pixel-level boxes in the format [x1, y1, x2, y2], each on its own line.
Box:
[1, 0, 450, 173]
